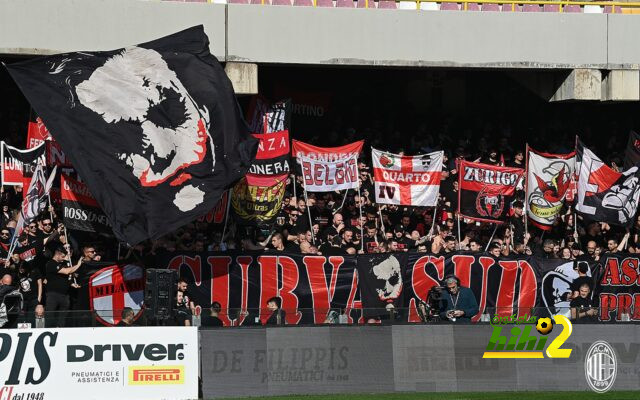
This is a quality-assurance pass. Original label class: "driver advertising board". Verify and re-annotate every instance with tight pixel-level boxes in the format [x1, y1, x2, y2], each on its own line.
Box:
[0, 327, 198, 400]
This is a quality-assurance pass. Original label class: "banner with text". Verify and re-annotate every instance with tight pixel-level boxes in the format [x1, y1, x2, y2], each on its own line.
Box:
[299, 153, 359, 192]
[0, 327, 198, 400]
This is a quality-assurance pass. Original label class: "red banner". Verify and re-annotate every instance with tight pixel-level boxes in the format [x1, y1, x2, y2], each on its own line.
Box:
[26, 116, 51, 149]
[458, 160, 524, 223]
[61, 174, 99, 207]
[291, 140, 364, 162]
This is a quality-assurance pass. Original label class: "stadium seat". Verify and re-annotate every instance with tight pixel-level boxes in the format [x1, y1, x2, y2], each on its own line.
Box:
[481, 3, 500, 11]
[440, 2, 459, 10]
[398, 1, 417, 9]
[250, 0, 270, 4]
[604, 5, 623, 13]
[336, 0, 355, 6]
[229, 0, 249, 3]
[316, 0, 334, 6]
[420, 1, 439, 10]
[357, 0, 374, 7]
[465, 2, 480, 11]
[584, 5, 603, 13]
[501, 3, 521, 11]
[294, 0, 313, 5]
[543, 4, 559, 12]
[378, 0, 398, 8]
[272, 0, 291, 4]
[522, 4, 542, 12]
[563, 4, 581, 12]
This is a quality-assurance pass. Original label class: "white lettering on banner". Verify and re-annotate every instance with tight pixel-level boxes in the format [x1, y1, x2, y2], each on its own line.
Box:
[463, 167, 519, 186]
[295, 152, 357, 163]
[0, 327, 198, 400]
[249, 160, 290, 175]
[300, 155, 359, 192]
[381, 170, 436, 184]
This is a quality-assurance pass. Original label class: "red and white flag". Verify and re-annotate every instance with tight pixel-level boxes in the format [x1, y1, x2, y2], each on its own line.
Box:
[292, 140, 363, 161]
[371, 148, 443, 206]
[299, 153, 359, 192]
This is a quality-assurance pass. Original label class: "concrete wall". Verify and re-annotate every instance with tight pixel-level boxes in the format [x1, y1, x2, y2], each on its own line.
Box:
[0, 0, 226, 58]
[0, 0, 638, 69]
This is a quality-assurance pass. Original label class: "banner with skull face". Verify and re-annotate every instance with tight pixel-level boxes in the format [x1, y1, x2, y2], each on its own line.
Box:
[356, 253, 408, 318]
[6, 26, 258, 245]
[576, 140, 640, 227]
[458, 160, 524, 223]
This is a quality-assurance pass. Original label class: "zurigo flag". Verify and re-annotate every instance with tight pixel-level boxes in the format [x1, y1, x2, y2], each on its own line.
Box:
[299, 153, 359, 192]
[576, 140, 640, 226]
[371, 148, 443, 206]
[458, 160, 524, 223]
[6, 26, 258, 245]
[526, 147, 576, 230]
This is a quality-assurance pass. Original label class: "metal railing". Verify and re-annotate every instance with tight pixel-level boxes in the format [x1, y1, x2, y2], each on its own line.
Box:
[1, 307, 637, 328]
[170, 0, 640, 13]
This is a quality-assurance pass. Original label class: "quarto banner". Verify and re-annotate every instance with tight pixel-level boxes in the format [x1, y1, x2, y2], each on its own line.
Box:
[0, 327, 198, 400]
[371, 148, 443, 207]
[159, 251, 633, 325]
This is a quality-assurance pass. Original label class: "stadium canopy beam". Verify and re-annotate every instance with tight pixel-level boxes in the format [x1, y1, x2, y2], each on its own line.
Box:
[224, 62, 258, 95]
[601, 69, 640, 101]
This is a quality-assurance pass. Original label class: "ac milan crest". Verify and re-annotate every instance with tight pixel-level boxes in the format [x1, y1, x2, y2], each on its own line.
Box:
[89, 264, 145, 326]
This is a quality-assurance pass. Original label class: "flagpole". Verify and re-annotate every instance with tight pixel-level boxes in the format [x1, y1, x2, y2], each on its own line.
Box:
[301, 178, 315, 245]
[430, 204, 438, 236]
[291, 173, 297, 202]
[378, 204, 386, 237]
[485, 223, 498, 252]
[356, 162, 364, 253]
[220, 190, 232, 249]
[456, 213, 462, 250]
[524, 144, 529, 238]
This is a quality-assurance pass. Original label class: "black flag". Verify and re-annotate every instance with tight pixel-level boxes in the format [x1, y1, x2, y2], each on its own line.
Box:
[624, 131, 640, 170]
[6, 26, 258, 245]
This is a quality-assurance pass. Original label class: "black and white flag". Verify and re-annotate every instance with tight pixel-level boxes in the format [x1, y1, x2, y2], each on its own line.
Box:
[6, 26, 258, 245]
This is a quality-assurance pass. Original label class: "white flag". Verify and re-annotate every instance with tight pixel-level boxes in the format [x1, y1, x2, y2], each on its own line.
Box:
[299, 153, 359, 192]
[372, 148, 443, 207]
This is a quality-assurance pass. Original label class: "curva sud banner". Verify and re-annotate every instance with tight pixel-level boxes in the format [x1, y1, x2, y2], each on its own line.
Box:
[458, 160, 524, 223]
[0, 327, 198, 400]
[160, 251, 633, 324]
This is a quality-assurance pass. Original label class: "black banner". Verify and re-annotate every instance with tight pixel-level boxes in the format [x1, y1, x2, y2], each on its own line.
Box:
[596, 254, 640, 321]
[159, 251, 615, 325]
[7, 26, 258, 245]
[61, 174, 111, 233]
[457, 160, 524, 223]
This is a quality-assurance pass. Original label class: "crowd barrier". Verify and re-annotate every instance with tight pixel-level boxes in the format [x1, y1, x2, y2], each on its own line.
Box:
[1, 324, 638, 398]
[200, 324, 640, 398]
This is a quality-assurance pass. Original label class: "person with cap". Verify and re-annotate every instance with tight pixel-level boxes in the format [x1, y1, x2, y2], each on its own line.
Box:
[44, 245, 82, 327]
[439, 275, 479, 323]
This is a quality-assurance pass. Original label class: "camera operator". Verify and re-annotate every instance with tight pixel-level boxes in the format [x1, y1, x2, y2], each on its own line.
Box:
[417, 285, 444, 322]
[439, 275, 478, 323]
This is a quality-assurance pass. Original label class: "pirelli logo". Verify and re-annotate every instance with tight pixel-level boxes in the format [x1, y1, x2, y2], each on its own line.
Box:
[128, 366, 184, 385]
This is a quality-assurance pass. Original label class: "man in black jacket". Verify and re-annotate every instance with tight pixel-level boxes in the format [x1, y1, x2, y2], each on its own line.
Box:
[264, 297, 286, 326]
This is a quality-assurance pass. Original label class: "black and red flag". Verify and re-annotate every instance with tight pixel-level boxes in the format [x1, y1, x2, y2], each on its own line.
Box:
[457, 160, 524, 223]
[6, 26, 258, 245]
[623, 131, 640, 170]
[26, 112, 51, 149]
[575, 140, 640, 226]
[61, 174, 110, 233]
